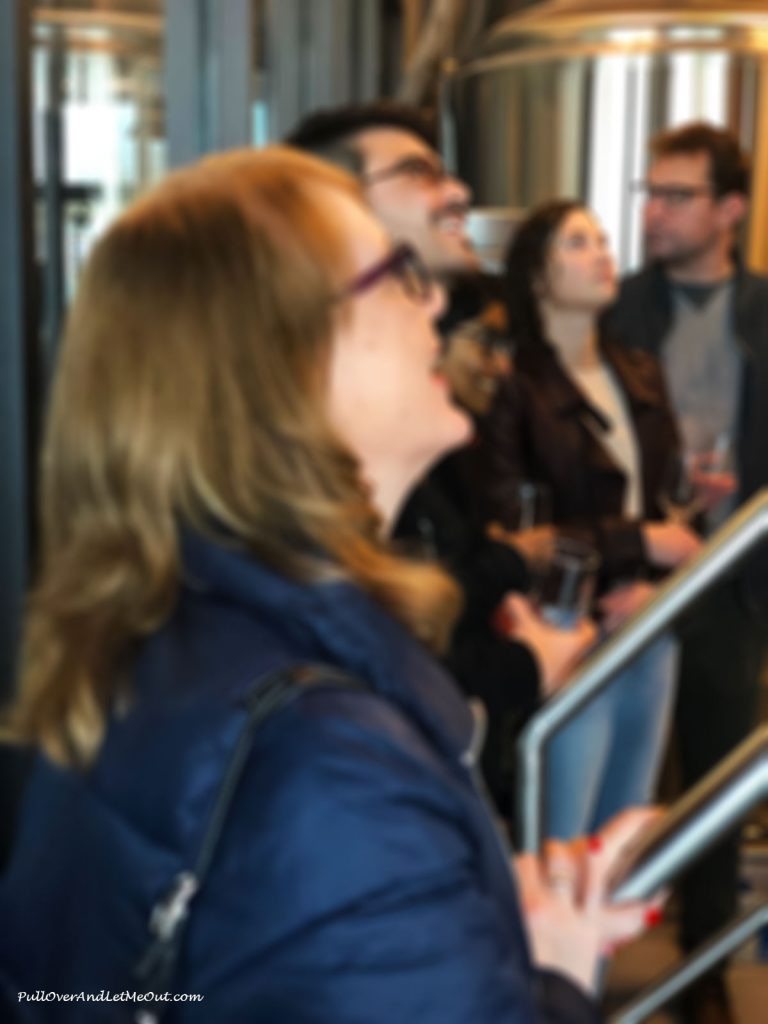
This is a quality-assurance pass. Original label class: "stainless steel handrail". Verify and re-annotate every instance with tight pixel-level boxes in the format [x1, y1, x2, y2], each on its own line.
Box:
[609, 725, 768, 903]
[518, 488, 768, 852]
[609, 903, 768, 1023]
[608, 725, 768, 1019]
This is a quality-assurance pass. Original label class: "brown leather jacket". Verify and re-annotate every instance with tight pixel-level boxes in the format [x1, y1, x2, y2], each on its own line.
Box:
[475, 334, 680, 585]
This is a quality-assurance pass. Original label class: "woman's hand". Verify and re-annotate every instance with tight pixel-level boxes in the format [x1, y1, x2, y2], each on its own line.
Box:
[642, 521, 702, 568]
[493, 593, 597, 696]
[515, 851, 602, 995]
[691, 465, 737, 511]
[487, 521, 556, 570]
[563, 807, 667, 952]
[598, 581, 656, 633]
[514, 807, 667, 995]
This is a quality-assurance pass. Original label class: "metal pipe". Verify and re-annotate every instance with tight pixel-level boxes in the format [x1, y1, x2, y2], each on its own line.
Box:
[609, 725, 768, 902]
[445, 3, 768, 272]
[609, 904, 768, 1023]
[42, 24, 66, 363]
[164, 0, 205, 167]
[0, 0, 35, 701]
[518, 488, 768, 851]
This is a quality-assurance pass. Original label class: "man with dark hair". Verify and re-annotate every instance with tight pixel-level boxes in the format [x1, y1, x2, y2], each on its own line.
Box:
[606, 121, 768, 1024]
[288, 103, 594, 822]
[649, 120, 750, 200]
[285, 101, 438, 168]
[287, 102, 479, 277]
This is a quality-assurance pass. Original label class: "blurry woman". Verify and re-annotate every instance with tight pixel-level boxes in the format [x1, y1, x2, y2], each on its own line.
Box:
[395, 276, 594, 821]
[477, 200, 701, 839]
[1, 154, 659, 1022]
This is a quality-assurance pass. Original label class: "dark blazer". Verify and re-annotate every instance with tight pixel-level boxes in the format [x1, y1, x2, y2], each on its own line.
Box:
[604, 262, 768, 604]
[476, 335, 680, 584]
[0, 534, 598, 1024]
[604, 262, 768, 510]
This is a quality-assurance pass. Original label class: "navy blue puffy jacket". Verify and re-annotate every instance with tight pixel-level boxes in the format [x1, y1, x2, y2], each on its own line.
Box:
[0, 534, 597, 1023]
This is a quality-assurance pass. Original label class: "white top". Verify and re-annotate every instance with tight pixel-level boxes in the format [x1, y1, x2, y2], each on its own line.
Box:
[571, 361, 643, 518]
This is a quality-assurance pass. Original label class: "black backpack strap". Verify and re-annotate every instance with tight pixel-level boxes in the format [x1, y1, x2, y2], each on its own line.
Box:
[131, 663, 366, 1023]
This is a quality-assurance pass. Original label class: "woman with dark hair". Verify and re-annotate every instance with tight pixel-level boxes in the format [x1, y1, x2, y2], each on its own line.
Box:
[1, 157, 661, 1022]
[477, 199, 702, 840]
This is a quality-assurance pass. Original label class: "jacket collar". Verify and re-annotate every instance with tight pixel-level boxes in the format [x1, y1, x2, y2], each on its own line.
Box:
[515, 335, 662, 425]
[601, 334, 669, 409]
[642, 259, 760, 362]
[514, 341, 588, 420]
[180, 532, 476, 765]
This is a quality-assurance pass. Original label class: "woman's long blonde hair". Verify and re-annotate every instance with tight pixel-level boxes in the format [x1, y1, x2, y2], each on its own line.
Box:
[10, 146, 460, 767]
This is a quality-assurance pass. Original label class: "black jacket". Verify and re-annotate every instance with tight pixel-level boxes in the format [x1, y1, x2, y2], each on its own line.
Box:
[395, 450, 539, 819]
[475, 335, 680, 586]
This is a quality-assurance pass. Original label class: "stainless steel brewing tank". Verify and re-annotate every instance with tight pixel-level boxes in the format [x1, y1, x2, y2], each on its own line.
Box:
[444, 0, 768, 271]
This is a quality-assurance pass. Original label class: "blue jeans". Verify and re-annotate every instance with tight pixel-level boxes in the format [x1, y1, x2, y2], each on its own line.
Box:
[544, 634, 679, 840]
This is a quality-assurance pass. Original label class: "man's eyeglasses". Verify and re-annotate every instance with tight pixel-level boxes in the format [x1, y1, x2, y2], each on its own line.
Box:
[340, 242, 434, 303]
[363, 155, 448, 188]
[632, 181, 713, 207]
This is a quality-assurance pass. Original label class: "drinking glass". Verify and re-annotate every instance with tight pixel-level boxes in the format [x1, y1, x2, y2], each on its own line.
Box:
[657, 452, 702, 525]
[507, 480, 553, 532]
[658, 435, 736, 524]
[690, 432, 737, 512]
[533, 537, 601, 629]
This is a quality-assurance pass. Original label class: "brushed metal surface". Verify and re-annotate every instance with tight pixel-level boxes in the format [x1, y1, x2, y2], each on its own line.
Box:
[446, 2, 768, 271]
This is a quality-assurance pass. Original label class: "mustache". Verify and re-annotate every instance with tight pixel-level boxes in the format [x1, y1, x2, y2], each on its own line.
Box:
[430, 201, 470, 226]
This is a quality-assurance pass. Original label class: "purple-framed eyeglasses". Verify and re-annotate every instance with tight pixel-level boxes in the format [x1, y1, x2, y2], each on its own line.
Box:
[340, 242, 434, 303]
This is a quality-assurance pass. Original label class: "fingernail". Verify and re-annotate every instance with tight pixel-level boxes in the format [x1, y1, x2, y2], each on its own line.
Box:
[587, 835, 603, 854]
[644, 907, 663, 928]
[491, 606, 514, 637]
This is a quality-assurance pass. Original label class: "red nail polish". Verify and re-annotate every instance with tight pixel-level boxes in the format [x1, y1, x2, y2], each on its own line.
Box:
[587, 835, 603, 854]
[491, 606, 514, 637]
[644, 907, 663, 928]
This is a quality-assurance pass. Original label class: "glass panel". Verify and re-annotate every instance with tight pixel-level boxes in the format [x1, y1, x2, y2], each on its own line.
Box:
[31, 1, 166, 359]
[251, 0, 270, 146]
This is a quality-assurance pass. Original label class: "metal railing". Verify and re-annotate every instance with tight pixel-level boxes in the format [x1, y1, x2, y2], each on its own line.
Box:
[609, 725, 768, 903]
[518, 488, 768, 852]
[609, 903, 768, 1023]
[606, 724, 768, 1019]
